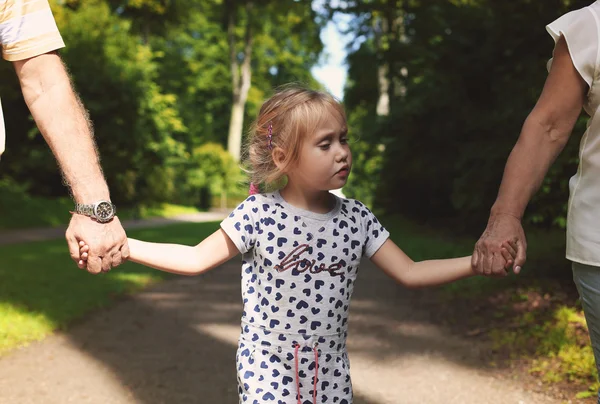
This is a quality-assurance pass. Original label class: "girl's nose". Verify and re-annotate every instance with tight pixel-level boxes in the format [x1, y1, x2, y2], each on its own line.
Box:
[336, 145, 349, 161]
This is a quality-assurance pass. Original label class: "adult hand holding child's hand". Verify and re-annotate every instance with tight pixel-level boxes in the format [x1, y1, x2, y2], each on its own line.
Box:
[66, 215, 129, 274]
[472, 213, 527, 277]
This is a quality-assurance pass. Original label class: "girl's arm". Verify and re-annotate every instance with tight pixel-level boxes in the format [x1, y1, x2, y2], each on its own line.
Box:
[128, 229, 240, 275]
[370, 239, 514, 288]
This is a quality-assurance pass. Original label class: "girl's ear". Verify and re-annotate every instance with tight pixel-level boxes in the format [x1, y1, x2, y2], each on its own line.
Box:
[272, 147, 287, 172]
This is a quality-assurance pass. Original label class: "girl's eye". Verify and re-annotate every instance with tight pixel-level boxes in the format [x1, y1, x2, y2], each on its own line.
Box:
[319, 144, 331, 150]
[340, 138, 348, 144]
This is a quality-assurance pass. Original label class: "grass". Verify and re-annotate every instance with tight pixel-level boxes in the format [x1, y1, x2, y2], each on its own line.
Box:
[383, 214, 571, 295]
[0, 196, 204, 230]
[382, 214, 517, 295]
[0, 221, 220, 354]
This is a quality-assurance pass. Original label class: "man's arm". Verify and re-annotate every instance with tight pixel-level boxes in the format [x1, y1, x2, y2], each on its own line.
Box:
[13, 52, 107, 201]
[13, 51, 128, 274]
[473, 36, 587, 276]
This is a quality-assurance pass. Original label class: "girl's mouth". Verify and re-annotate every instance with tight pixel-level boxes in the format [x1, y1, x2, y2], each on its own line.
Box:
[336, 167, 349, 176]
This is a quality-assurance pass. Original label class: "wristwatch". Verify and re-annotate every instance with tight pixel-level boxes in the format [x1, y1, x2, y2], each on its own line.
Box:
[74, 200, 116, 223]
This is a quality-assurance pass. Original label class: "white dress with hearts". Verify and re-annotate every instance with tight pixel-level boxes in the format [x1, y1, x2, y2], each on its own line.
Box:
[221, 191, 389, 403]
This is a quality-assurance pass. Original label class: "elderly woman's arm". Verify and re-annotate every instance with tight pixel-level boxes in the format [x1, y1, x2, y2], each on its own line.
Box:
[473, 36, 588, 276]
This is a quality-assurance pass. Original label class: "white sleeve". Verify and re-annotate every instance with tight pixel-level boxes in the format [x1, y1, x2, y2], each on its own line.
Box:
[546, 7, 598, 87]
[220, 196, 260, 254]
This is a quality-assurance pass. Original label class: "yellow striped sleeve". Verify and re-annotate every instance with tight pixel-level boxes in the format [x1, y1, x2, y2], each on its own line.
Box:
[0, 0, 65, 62]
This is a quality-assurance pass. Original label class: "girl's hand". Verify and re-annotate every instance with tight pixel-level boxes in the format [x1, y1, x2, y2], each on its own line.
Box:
[78, 240, 90, 270]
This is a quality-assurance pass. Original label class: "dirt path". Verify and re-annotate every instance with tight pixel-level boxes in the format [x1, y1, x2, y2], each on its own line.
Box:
[0, 253, 563, 404]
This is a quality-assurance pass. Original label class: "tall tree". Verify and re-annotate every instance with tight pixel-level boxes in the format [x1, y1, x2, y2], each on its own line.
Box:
[325, 0, 406, 117]
[226, 0, 253, 161]
[224, 0, 324, 161]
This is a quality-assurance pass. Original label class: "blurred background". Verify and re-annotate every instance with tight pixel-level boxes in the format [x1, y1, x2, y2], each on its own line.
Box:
[0, 0, 587, 237]
[1, 0, 598, 400]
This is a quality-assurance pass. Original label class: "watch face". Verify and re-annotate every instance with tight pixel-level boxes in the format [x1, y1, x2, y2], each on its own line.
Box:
[94, 201, 114, 222]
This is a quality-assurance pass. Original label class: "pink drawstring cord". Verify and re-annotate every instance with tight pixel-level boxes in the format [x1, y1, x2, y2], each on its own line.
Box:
[294, 344, 301, 404]
[312, 345, 319, 403]
[294, 343, 319, 404]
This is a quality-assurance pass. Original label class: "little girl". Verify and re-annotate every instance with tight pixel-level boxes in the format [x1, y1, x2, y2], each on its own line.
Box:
[78, 85, 517, 404]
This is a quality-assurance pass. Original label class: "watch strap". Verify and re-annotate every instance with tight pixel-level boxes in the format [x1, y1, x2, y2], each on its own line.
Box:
[75, 203, 95, 217]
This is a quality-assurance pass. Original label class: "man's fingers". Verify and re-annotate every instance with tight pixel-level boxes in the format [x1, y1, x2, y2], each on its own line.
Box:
[476, 246, 487, 276]
[101, 256, 112, 273]
[121, 241, 130, 262]
[111, 251, 123, 268]
[484, 247, 494, 276]
[66, 234, 81, 264]
[471, 248, 480, 273]
[86, 255, 102, 274]
[500, 248, 514, 270]
[501, 241, 517, 258]
[486, 252, 506, 278]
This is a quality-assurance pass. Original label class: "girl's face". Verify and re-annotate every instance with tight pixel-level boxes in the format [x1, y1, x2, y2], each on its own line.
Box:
[287, 108, 351, 192]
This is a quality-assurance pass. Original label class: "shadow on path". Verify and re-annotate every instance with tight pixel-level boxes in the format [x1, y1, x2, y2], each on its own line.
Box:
[0, 257, 557, 403]
[60, 260, 497, 403]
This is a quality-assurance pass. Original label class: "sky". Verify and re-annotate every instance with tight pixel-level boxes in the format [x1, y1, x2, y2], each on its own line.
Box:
[310, 13, 353, 100]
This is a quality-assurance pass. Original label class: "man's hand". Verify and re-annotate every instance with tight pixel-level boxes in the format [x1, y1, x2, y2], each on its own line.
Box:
[66, 215, 129, 274]
[472, 213, 527, 277]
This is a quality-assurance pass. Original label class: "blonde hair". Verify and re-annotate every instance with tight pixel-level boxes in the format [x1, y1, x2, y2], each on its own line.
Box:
[244, 84, 346, 189]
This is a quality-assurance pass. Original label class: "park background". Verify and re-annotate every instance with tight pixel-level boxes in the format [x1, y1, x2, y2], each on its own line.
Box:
[0, 0, 597, 401]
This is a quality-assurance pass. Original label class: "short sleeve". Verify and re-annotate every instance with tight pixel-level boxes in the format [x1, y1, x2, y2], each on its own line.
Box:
[220, 195, 260, 254]
[546, 7, 598, 88]
[356, 202, 389, 258]
[0, 0, 65, 62]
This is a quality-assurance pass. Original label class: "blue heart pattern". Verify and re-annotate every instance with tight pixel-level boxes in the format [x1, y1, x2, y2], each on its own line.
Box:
[225, 195, 385, 403]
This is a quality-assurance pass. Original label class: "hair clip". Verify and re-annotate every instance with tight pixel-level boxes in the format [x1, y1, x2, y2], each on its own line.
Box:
[267, 123, 273, 150]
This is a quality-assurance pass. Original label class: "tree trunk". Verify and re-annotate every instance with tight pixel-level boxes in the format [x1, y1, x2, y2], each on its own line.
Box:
[228, 101, 246, 161]
[376, 63, 390, 116]
[375, 15, 390, 117]
[391, 5, 407, 99]
[227, 2, 253, 161]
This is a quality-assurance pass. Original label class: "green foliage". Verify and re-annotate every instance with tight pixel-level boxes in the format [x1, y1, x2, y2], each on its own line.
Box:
[383, 214, 474, 260]
[343, 105, 385, 207]
[493, 305, 599, 394]
[182, 142, 246, 209]
[0, 176, 203, 229]
[0, 179, 72, 229]
[339, 0, 591, 233]
[151, 6, 232, 146]
[1, 0, 323, 212]
[56, 0, 187, 205]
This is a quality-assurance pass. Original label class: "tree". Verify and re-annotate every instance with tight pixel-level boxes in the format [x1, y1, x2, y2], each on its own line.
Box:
[324, 0, 407, 117]
[54, 0, 187, 204]
[0, 0, 324, 209]
[224, 0, 324, 161]
[226, 0, 253, 161]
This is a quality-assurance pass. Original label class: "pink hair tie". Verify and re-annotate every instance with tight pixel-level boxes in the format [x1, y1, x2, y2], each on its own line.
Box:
[249, 182, 260, 195]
